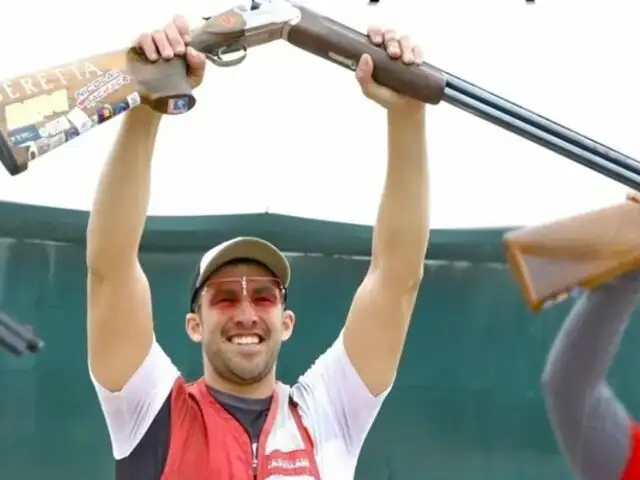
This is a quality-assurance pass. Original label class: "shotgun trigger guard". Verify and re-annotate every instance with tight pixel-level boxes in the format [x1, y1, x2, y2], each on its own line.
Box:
[206, 42, 248, 67]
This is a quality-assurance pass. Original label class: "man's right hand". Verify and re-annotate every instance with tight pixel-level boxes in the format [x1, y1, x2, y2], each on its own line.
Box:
[134, 15, 207, 88]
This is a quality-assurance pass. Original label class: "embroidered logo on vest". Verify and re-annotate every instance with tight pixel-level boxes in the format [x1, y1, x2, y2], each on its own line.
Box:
[258, 384, 321, 479]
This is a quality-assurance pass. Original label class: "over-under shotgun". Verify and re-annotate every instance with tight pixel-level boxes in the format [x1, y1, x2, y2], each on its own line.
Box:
[0, 0, 637, 198]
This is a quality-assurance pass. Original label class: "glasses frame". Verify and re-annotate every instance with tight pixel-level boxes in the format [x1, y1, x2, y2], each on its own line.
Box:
[192, 276, 287, 313]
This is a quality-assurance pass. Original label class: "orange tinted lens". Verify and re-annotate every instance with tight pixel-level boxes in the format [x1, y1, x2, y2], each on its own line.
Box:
[246, 278, 281, 307]
[206, 281, 242, 309]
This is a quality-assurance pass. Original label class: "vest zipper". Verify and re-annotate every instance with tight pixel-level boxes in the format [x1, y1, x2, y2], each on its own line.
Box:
[228, 415, 257, 479]
[238, 423, 257, 479]
[252, 448, 258, 479]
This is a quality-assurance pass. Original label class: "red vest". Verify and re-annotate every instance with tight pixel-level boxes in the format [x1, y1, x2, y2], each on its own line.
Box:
[160, 378, 322, 480]
[621, 422, 640, 479]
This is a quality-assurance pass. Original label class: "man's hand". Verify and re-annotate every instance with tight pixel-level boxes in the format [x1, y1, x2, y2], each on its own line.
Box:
[356, 26, 424, 111]
[134, 15, 207, 88]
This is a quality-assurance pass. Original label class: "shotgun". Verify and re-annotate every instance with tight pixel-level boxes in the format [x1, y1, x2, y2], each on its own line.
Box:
[0, 0, 638, 194]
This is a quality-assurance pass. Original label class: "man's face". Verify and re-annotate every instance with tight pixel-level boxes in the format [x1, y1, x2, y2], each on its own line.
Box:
[186, 261, 295, 386]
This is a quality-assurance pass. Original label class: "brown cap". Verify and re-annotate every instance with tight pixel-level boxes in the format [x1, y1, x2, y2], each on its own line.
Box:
[189, 237, 290, 311]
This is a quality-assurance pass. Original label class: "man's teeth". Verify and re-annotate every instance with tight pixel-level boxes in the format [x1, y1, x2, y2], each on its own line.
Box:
[230, 335, 261, 345]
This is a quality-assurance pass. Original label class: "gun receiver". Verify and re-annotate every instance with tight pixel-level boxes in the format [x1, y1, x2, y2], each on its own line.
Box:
[504, 193, 640, 312]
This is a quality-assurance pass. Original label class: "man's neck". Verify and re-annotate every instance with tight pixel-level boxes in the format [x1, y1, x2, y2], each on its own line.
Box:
[204, 369, 276, 399]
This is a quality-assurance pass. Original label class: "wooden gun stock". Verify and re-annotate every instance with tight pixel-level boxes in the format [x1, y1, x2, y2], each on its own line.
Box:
[0, 49, 198, 175]
[0, 7, 250, 176]
[284, 4, 446, 105]
[504, 194, 640, 311]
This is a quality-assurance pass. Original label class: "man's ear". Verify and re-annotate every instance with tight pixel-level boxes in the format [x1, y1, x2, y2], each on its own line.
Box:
[185, 312, 203, 343]
[281, 309, 296, 342]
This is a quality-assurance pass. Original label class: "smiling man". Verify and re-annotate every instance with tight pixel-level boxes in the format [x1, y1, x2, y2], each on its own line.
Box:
[87, 15, 430, 480]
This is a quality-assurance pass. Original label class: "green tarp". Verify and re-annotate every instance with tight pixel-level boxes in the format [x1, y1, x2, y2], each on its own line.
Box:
[1, 201, 639, 479]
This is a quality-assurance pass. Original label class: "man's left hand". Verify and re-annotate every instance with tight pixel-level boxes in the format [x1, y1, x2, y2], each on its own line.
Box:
[356, 26, 424, 111]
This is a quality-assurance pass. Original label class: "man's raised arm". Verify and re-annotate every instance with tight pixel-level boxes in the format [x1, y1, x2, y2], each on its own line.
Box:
[87, 17, 205, 393]
[86, 106, 162, 392]
[343, 29, 430, 397]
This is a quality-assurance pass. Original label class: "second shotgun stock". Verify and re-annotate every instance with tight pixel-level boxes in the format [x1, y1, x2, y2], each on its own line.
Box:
[504, 198, 640, 312]
[284, 4, 447, 105]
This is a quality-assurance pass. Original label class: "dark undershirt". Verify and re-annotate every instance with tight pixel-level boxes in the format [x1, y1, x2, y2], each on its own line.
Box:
[114, 388, 272, 480]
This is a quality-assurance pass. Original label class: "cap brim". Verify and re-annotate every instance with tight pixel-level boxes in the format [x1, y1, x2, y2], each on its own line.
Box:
[196, 237, 290, 290]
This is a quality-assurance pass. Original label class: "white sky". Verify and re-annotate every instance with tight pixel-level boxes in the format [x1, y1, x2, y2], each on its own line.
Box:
[0, 0, 637, 228]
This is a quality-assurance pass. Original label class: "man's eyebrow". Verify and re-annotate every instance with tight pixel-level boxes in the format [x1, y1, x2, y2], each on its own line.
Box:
[211, 284, 241, 296]
[252, 284, 274, 293]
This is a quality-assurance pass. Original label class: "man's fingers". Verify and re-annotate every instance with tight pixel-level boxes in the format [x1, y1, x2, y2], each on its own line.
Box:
[136, 33, 159, 61]
[360, 25, 426, 108]
[164, 23, 185, 55]
[412, 45, 424, 65]
[132, 15, 207, 89]
[367, 26, 384, 45]
[356, 54, 380, 99]
[357, 54, 395, 108]
[383, 29, 397, 42]
[186, 46, 206, 66]
[186, 47, 207, 87]
[383, 29, 400, 58]
[152, 30, 174, 60]
[356, 54, 372, 82]
[398, 35, 414, 64]
[173, 15, 191, 42]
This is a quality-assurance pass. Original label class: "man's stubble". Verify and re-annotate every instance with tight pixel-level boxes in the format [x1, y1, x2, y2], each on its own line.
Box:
[206, 338, 282, 386]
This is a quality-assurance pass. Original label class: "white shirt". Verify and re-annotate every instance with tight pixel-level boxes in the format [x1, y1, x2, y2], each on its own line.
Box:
[90, 332, 390, 480]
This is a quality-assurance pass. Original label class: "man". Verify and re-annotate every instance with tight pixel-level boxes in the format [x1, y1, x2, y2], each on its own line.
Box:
[542, 272, 640, 479]
[87, 14, 429, 480]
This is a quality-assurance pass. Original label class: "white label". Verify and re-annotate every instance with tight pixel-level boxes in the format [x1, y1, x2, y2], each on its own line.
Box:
[126, 92, 141, 108]
[75, 70, 131, 108]
[49, 132, 67, 149]
[5, 89, 69, 130]
[66, 107, 93, 133]
[39, 116, 71, 137]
